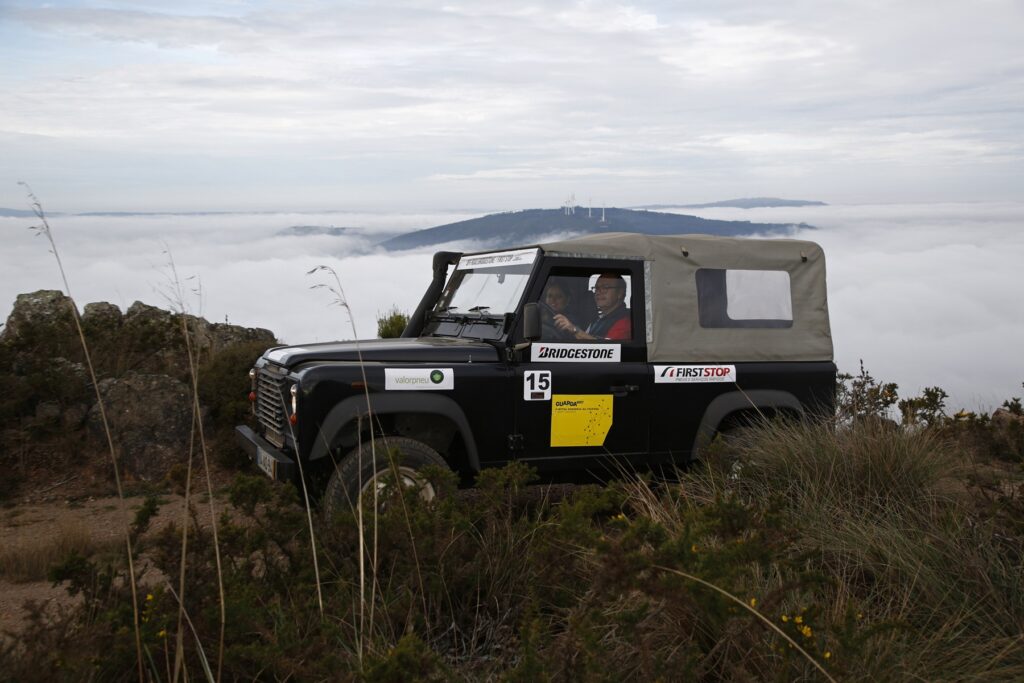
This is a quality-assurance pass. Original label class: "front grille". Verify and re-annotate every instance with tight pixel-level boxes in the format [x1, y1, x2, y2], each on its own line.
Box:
[255, 364, 289, 448]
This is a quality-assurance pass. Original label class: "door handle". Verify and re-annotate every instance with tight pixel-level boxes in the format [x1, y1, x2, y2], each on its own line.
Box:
[610, 384, 639, 397]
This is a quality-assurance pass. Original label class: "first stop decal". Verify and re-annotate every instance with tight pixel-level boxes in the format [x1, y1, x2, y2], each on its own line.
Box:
[653, 365, 736, 383]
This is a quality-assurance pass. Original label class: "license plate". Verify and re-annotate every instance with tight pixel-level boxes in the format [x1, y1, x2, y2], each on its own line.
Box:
[256, 446, 277, 479]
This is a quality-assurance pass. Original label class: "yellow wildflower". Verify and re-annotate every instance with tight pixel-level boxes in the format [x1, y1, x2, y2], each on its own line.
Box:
[157, 629, 167, 639]
[801, 625, 813, 638]
[781, 615, 789, 622]
[691, 544, 699, 553]
[146, 594, 154, 602]
[749, 597, 757, 608]
[824, 651, 832, 660]
[794, 615, 803, 624]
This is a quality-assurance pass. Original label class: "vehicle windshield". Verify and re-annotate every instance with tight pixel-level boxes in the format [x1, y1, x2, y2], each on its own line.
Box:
[423, 248, 538, 340]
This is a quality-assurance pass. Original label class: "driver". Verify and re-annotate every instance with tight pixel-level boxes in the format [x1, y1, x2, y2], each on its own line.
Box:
[553, 273, 631, 341]
[540, 281, 577, 340]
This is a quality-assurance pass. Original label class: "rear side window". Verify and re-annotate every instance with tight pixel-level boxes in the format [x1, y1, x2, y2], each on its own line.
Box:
[696, 269, 793, 329]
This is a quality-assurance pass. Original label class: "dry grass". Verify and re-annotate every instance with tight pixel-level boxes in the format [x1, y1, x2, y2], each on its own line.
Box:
[0, 520, 118, 583]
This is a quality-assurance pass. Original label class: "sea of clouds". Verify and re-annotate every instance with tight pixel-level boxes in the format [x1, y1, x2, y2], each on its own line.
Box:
[2, 202, 1021, 412]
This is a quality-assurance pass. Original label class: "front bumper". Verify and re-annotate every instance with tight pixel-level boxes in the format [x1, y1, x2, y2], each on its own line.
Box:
[235, 425, 297, 482]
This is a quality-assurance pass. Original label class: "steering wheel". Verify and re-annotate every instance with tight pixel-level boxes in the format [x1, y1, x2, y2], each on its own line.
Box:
[538, 301, 575, 341]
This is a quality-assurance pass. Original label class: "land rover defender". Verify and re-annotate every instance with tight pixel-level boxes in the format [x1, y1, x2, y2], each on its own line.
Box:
[236, 233, 836, 509]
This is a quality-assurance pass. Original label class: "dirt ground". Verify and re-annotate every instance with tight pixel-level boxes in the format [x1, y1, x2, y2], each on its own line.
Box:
[0, 465, 238, 644]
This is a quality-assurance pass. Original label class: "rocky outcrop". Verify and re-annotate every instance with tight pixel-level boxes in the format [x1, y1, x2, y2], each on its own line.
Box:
[1, 290, 278, 490]
[87, 372, 194, 481]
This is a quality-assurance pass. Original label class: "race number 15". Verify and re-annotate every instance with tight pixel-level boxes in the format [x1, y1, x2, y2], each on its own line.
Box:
[523, 370, 552, 401]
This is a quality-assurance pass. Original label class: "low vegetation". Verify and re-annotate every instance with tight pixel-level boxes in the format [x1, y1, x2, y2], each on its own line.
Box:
[1, 370, 1021, 680]
[1, 193, 1019, 679]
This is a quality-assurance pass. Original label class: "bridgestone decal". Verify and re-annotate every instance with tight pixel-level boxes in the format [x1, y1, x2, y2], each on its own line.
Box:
[653, 365, 737, 383]
[531, 343, 621, 363]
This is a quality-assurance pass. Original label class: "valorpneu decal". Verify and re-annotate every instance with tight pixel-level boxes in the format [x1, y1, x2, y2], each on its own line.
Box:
[550, 394, 612, 447]
[654, 365, 736, 383]
[385, 368, 454, 390]
[531, 343, 621, 363]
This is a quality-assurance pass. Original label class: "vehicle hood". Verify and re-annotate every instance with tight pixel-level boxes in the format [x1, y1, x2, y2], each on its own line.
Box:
[262, 337, 501, 368]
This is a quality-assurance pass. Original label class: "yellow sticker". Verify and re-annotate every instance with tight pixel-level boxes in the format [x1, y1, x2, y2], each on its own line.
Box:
[550, 394, 613, 447]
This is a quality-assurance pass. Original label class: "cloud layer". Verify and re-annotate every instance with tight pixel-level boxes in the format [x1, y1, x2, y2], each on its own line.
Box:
[2, 202, 1022, 412]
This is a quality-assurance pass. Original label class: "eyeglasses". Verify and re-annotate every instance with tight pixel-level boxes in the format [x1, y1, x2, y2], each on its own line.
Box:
[590, 285, 622, 293]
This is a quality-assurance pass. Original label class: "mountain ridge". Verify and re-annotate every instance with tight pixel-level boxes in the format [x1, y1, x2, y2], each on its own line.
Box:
[632, 197, 827, 210]
[378, 206, 806, 251]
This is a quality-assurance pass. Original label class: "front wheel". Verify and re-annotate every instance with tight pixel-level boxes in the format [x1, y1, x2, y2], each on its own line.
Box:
[322, 436, 447, 518]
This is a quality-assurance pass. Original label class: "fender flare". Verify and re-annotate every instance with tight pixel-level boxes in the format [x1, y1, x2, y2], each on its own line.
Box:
[691, 389, 804, 459]
[309, 393, 481, 471]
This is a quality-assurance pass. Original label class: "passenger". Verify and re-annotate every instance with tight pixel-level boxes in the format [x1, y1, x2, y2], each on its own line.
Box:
[554, 273, 631, 341]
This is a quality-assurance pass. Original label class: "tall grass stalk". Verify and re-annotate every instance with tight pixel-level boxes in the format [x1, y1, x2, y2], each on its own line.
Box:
[309, 265, 378, 660]
[280, 391, 324, 616]
[172, 399, 197, 683]
[311, 267, 432, 653]
[165, 582, 216, 683]
[20, 182, 145, 682]
[653, 564, 838, 682]
[162, 254, 226, 682]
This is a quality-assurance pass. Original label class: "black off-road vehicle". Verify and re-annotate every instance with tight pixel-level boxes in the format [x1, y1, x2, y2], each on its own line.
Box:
[236, 233, 836, 508]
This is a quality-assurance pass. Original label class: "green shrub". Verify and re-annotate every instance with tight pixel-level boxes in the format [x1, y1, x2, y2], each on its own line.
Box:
[198, 339, 276, 431]
[376, 307, 408, 338]
[836, 359, 899, 423]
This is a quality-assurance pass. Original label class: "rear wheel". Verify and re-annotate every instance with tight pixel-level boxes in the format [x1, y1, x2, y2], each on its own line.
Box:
[322, 436, 447, 518]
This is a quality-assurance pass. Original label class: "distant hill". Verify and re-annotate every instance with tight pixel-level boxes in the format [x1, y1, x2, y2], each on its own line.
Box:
[0, 207, 46, 218]
[276, 225, 357, 237]
[378, 207, 804, 251]
[634, 197, 827, 210]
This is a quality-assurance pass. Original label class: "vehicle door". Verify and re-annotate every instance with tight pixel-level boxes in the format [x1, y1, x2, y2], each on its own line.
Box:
[511, 258, 650, 473]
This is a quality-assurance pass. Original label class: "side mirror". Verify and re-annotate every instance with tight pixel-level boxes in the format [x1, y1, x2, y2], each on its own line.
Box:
[523, 302, 541, 341]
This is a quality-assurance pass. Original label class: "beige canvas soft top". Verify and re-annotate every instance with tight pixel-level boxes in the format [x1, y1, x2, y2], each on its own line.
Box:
[535, 233, 833, 363]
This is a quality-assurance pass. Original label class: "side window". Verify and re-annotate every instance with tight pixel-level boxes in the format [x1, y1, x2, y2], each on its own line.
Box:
[695, 268, 793, 329]
[538, 269, 633, 341]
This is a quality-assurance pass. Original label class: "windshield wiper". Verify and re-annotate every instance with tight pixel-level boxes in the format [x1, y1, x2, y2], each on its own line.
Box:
[426, 306, 460, 323]
[467, 305, 490, 313]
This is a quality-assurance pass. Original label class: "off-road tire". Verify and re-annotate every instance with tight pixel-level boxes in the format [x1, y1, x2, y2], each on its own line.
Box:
[322, 436, 447, 518]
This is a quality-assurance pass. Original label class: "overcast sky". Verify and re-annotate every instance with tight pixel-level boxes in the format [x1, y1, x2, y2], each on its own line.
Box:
[1, 1, 1022, 411]
[2, 0, 1023, 211]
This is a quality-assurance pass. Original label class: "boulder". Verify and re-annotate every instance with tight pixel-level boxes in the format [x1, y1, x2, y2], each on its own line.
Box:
[126, 300, 174, 324]
[1, 290, 75, 343]
[82, 302, 123, 330]
[61, 403, 90, 431]
[35, 400, 61, 423]
[177, 314, 275, 361]
[992, 408, 1024, 427]
[87, 372, 194, 482]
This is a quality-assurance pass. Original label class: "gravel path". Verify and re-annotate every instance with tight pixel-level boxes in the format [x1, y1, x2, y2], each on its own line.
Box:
[0, 492, 220, 641]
